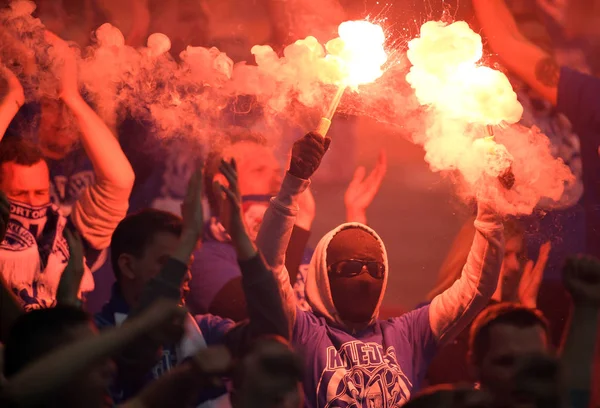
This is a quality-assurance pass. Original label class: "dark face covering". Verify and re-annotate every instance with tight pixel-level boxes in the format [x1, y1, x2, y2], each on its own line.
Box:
[327, 228, 385, 325]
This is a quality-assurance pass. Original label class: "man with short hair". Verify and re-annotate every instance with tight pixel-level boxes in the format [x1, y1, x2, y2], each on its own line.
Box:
[0, 43, 135, 310]
[468, 303, 551, 401]
[94, 207, 231, 404]
[95, 165, 288, 406]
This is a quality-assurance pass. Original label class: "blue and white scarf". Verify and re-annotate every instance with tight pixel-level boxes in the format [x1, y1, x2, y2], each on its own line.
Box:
[0, 200, 94, 311]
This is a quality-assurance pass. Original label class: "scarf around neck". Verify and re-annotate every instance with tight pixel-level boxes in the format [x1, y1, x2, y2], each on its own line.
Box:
[0, 200, 93, 310]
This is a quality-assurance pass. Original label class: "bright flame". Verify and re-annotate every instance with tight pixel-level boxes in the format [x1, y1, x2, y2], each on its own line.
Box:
[325, 20, 388, 88]
[407, 21, 523, 126]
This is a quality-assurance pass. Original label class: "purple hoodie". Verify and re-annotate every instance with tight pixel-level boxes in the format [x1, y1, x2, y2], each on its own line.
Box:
[253, 173, 505, 407]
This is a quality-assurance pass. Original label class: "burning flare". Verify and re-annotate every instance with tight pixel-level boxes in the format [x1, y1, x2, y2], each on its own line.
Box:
[407, 21, 522, 126]
[326, 20, 388, 89]
[317, 20, 388, 135]
[406, 21, 572, 215]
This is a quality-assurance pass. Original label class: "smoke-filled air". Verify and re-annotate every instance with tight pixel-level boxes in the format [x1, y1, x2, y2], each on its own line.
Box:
[0, 0, 574, 215]
[406, 21, 573, 215]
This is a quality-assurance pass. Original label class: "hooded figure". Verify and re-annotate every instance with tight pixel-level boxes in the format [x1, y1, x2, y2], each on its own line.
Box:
[306, 223, 388, 330]
[253, 173, 504, 408]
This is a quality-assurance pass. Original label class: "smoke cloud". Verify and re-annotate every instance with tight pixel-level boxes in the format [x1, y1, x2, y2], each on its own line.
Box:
[406, 20, 573, 215]
[0, 1, 576, 214]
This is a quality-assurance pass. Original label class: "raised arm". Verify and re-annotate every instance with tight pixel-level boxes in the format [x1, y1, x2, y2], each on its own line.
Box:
[0, 65, 24, 140]
[472, 0, 559, 105]
[255, 132, 330, 327]
[116, 168, 204, 389]
[217, 158, 290, 340]
[429, 202, 504, 344]
[46, 32, 135, 249]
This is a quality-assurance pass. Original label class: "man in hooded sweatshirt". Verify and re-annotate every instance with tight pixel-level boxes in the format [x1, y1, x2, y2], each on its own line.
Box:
[252, 132, 505, 407]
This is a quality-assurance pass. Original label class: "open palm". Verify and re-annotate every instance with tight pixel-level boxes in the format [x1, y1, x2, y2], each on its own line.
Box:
[345, 149, 387, 224]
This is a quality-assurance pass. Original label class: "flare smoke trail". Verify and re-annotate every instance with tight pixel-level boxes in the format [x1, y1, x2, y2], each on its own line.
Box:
[0, 1, 577, 215]
[0, 0, 393, 148]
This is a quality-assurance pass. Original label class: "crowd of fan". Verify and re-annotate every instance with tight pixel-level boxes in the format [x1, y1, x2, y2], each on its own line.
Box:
[1, 0, 600, 407]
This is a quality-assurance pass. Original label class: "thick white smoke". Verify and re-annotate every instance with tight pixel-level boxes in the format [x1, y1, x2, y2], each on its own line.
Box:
[406, 21, 573, 215]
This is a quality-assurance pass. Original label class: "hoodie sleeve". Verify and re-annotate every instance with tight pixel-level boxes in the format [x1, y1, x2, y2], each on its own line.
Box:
[71, 178, 131, 250]
[255, 172, 310, 328]
[429, 204, 504, 344]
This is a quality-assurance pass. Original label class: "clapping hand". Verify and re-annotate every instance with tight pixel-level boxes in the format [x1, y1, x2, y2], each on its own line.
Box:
[56, 229, 85, 306]
[345, 150, 387, 224]
[215, 159, 257, 260]
[180, 166, 204, 242]
[518, 241, 551, 308]
[44, 31, 80, 101]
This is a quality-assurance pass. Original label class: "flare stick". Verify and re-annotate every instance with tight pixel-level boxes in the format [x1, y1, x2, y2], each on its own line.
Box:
[315, 86, 346, 137]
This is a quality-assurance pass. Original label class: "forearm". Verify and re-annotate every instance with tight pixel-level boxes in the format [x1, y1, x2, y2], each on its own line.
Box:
[240, 252, 290, 340]
[472, 0, 558, 105]
[63, 94, 135, 189]
[256, 172, 310, 327]
[285, 226, 310, 285]
[346, 209, 367, 225]
[71, 179, 132, 250]
[256, 172, 309, 270]
[118, 257, 190, 387]
[429, 205, 504, 343]
[208, 279, 248, 322]
[0, 97, 20, 139]
[133, 257, 189, 315]
[561, 305, 600, 392]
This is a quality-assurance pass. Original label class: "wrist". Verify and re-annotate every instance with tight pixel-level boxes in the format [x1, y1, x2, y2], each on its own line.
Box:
[181, 227, 202, 243]
[60, 92, 84, 109]
[2, 94, 22, 115]
[173, 230, 201, 263]
[233, 234, 257, 261]
[346, 209, 367, 224]
[295, 213, 314, 230]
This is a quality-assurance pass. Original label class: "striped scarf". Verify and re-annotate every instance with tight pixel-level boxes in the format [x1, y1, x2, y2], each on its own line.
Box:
[0, 200, 93, 310]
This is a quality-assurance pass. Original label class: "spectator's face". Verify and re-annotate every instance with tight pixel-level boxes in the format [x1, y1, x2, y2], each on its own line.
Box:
[123, 231, 191, 303]
[61, 323, 116, 408]
[0, 160, 51, 206]
[220, 142, 283, 198]
[39, 99, 79, 160]
[477, 323, 549, 399]
[494, 236, 526, 301]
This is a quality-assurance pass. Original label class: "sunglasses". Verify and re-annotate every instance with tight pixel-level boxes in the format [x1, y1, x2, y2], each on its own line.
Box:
[328, 260, 385, 280]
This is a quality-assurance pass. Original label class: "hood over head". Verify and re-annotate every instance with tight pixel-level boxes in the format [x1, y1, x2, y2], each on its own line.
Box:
[305, 222, 388, 329]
